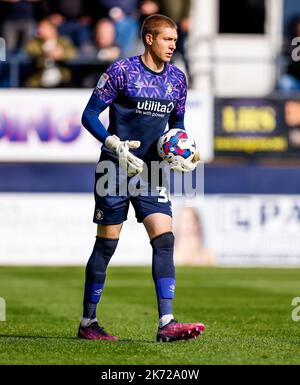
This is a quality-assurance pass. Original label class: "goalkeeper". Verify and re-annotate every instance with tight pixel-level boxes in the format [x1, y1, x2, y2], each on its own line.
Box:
[79, 14, 204, 342]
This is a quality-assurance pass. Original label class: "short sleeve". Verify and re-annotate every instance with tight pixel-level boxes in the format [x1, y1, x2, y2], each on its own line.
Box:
[93, 60, 126, 105]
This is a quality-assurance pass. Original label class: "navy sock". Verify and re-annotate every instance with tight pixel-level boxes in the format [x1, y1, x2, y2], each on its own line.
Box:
[151, 232, 175, 319]
[83, 237, 118, 320]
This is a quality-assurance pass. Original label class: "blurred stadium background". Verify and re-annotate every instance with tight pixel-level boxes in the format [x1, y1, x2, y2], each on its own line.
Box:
[1, 0, 300, 267]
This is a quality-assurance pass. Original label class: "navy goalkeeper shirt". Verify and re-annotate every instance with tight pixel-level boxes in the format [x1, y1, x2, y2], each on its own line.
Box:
[92, 55, 187, 162]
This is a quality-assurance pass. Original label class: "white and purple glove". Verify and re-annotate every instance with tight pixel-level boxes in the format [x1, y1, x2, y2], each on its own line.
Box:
[105, 135, 144, 177]
[169, 150, 201, 172]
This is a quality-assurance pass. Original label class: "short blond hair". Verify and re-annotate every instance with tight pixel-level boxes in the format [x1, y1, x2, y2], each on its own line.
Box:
[141, 14, 177, 46]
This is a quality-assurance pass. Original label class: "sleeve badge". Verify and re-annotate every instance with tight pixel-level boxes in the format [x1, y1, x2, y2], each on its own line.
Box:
[97, 73, 109, 89]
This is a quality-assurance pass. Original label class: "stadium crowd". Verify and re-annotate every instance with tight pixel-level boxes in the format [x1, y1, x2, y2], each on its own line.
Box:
[0, 0, 191, 87]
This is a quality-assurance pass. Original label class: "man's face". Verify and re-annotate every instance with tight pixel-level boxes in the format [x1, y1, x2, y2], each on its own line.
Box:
[37, 21, 56, 40]
[149, 27, 178, 63]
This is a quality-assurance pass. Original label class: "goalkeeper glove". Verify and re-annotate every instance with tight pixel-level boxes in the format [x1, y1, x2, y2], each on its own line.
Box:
[105, 135, 144, 177]
[169, 150, 201, 172]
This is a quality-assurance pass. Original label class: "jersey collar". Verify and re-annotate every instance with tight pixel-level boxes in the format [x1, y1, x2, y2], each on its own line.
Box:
[139, 55, 167, 76]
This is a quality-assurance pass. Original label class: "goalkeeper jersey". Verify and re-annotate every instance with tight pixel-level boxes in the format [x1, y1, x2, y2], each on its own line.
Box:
[93, 55, 187, 162]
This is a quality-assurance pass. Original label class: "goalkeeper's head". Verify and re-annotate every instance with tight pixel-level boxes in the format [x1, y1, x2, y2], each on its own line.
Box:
[141, 14, 178, 63]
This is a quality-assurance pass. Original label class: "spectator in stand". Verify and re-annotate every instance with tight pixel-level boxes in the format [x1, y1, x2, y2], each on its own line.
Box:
[0, 0, 41, 53]
[25, 18, 77, 87]
[131, 0, 160, 55]
[41, 0, 94, 54]
[91, 0, 140, 57]
[81, 19, 121, 88]
[94, 19, 121, 62]
[139, 0, 159, 25]
[278, 17, 300, 92]
[157, 0, 191, 83]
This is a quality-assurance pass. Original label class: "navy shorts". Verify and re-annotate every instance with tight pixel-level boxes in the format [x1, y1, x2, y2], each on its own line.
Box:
[93, 152, 172, 225]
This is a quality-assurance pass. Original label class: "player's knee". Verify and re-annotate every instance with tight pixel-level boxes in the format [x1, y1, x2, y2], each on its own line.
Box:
[95, 236, 119, 258]
[151, 232, 175, 278]
[150, 232, 174, 252]
[97, 224, 122, 239]
[151, 232, 176, 299]
[86, 237, 119, 283]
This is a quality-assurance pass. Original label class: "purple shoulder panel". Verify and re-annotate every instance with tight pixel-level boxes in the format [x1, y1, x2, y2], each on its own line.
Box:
[93, 56, 187, 110]
[93, 59, 129, 104]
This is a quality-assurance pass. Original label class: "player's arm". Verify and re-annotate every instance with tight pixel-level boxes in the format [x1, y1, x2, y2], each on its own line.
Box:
[167, 74, 200, 172]
[81, 92, 110, 143]
[81, 66, 143, 177]
[168, 71, 188, 132]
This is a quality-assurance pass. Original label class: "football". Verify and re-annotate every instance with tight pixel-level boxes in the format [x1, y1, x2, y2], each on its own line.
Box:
[157, 128, 197, 163]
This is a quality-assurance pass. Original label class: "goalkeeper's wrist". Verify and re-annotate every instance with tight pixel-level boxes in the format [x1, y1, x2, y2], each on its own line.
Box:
[104, 135, 120, 152]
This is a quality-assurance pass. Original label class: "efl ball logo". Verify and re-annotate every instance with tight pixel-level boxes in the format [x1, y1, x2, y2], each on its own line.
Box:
[97, 73, 109, 89]
[157, 128, 197, 163]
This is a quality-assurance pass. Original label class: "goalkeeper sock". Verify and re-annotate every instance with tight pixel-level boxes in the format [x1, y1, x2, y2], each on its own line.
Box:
[159, 314, 174, 328]
[82, 237, 118, 320]
[151, 232, 175, 321]
[81, 317, 98, 327]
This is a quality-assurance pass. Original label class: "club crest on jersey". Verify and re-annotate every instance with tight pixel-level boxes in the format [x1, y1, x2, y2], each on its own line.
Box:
[97, 73, 109, 89]
[166, 83, 173, 94]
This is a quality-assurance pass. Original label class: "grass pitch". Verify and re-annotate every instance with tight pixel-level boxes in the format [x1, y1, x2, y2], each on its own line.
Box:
[0, 266, 299, 365]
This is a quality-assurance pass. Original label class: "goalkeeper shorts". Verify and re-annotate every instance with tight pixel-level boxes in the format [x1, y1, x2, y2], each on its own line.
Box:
[93, 152, 172, 225]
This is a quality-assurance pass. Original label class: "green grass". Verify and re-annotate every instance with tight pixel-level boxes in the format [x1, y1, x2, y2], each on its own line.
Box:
[0, 266, 300, 365]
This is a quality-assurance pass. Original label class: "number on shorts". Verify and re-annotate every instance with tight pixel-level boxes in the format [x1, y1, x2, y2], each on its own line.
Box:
[156, 187, 169, 203]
